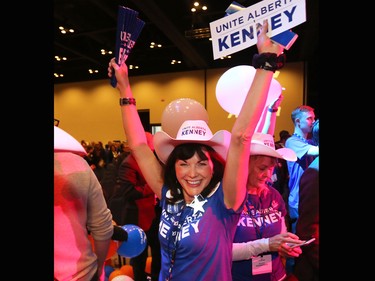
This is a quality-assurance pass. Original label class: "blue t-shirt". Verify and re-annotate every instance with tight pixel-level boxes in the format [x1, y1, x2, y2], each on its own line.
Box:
[285, 135, 316, 209]
[158, 182, 242, 281]
[232, 187, 287, 281]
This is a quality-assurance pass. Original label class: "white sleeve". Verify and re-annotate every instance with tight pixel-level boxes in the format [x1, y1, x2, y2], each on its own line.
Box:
[232, 238, 270, 261]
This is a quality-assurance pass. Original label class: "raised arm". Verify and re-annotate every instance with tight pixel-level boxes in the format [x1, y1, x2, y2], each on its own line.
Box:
[223, 20, 285, 211]
[108, 61, 163, 198]
[261, 94, 284, 135]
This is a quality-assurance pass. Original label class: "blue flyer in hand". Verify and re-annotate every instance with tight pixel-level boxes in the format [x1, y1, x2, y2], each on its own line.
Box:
[111, 6, 145, 88]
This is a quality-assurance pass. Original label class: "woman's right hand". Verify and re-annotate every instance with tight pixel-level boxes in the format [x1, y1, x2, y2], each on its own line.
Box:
[269, 232, 304, 257]
[270, 94, 284, 110]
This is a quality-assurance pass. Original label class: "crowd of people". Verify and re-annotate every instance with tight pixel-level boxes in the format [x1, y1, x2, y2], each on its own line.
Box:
[54, 19, 319, 281]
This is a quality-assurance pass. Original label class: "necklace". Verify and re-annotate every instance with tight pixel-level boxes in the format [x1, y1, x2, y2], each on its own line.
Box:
[292, 133, 310, 144]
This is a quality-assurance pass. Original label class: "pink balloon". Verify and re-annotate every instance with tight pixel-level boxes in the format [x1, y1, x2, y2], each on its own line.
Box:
[161, 98, 209, 138]
[215, 65, 282, 130]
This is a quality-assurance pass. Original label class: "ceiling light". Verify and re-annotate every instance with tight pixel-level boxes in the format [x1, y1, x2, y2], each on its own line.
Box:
[150, 42, 162, 48]
[59, 26, 74, 34]
[88, 69, 99, 74]
[101, 49, 113, 55]
[55, 56, 67, 61]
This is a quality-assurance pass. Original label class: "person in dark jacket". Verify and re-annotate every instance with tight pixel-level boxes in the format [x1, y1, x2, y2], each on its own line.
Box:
[110, 132, 161, 281]
[294, 119, 319, 281]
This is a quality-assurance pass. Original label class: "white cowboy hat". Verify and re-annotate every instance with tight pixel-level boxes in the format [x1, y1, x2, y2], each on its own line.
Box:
[54, 126, 87, 156]
[153, 120, 231, 164]
[251, 132, 296, 161]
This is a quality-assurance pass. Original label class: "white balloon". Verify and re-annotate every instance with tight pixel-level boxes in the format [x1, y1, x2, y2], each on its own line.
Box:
[215, 65, 282, 129]
[161, 98, 209, 138]
[112, 275, 134, 281]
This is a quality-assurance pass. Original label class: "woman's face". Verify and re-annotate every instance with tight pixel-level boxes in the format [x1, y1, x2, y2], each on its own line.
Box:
[175, 151, 214, 203]
[247, 155, 276, 189]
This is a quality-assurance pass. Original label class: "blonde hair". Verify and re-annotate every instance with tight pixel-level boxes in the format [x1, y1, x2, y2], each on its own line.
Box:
[249, 155, 278, 197]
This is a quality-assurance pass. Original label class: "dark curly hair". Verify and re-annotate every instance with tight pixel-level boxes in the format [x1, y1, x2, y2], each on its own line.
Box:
[163, 143, 225, 204]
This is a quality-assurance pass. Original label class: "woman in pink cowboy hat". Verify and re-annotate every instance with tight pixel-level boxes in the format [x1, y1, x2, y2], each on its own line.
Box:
[108, 20, 302, 281]
[231, 132, 303, 281]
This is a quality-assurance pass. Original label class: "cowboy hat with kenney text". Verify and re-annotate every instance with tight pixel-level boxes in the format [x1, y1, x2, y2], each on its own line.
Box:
[153, 120, 231, 164]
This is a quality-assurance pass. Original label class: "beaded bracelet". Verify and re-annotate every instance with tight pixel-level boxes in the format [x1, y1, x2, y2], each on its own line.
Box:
[119, 97, 136, 106]
[252, 52, 286, 72]
[268, 107, 278, 113]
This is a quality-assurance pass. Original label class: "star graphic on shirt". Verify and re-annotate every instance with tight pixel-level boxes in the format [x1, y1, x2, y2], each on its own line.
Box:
[187, 195, 207, 215]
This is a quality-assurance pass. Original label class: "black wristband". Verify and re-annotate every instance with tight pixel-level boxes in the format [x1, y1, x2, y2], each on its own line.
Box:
[252, 52, 286, 72]
[119, 97, 136, 106]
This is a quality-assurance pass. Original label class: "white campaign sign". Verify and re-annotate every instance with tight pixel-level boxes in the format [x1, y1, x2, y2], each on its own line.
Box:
[209, 0, 306, 59]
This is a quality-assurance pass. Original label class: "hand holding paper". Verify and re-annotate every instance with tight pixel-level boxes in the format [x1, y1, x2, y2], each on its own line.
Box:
[111, 6, 145, 88]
